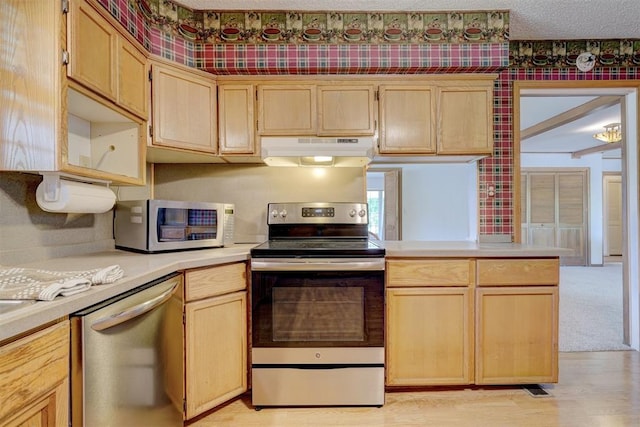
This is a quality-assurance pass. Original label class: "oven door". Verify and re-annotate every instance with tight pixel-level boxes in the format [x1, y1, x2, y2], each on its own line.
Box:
[251, 258, 384, 349]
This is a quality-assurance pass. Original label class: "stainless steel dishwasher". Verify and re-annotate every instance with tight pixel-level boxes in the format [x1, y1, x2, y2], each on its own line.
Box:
[70, 272, 183, 427]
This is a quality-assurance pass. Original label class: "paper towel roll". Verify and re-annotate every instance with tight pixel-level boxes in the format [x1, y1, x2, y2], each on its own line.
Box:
[36, 179, 116, 214]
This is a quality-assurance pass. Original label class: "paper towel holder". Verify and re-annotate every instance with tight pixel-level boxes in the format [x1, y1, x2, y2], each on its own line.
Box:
[38, 172, 112, 203]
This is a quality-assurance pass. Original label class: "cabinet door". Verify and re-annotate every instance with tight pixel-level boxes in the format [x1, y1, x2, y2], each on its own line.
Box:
[317, 85, 375, 136]
[0, 0, 62, 172]
[378, 85, 436, 154]
[387, 288, 473, 385]
[475, 286, 558, 384]
[437, 83, 493, 155]
[151, 62, 217, 153]
[0, 321, 69, 427]
[218, 84, 256, 155]
[185, 292, 247, 419]
[118, 39, 148, 119]
[68, 0, 118, 102]
[257, 85, 316, 135]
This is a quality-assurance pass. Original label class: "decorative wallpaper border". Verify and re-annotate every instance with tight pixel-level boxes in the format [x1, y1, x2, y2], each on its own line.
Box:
[133, 1, 509, 45]
[510, 40, 640, 68]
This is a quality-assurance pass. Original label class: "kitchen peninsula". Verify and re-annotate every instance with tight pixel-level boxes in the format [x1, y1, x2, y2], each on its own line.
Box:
[1, 240, 566, 425]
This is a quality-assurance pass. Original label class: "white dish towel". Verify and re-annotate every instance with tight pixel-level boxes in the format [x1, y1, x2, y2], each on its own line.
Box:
[0, 264, 124, 301]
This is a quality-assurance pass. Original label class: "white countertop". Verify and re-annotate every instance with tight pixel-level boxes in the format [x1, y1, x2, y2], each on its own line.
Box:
[381, 241, 571, 258]
[0, 244, 256, 342]
[0, 241, 569, 342]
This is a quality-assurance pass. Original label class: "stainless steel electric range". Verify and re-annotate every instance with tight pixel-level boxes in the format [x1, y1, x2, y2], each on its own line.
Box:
[250, 202, 385, 408]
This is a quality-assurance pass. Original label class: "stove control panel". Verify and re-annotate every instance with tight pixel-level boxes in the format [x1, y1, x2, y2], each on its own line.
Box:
[302, 207, 335, 217]
[267, 202, 368, 225]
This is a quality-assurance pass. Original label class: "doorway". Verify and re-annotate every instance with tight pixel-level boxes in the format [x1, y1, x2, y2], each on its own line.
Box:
[603, 173, 623, 258]
[366, 168, 401, 240]
[514, 81, 639, 350]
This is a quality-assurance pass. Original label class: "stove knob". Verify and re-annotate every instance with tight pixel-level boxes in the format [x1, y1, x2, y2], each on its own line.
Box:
[358, 209, 366, 217]
[271, 209, 279, 218]
[280, 209, 288, 218]
[349, 209, 357, 217]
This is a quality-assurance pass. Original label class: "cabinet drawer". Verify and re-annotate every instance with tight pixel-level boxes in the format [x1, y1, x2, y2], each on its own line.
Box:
[185, 262, 247, 301]
[387, 259, 474, 287]
[476, 258, 559, 286]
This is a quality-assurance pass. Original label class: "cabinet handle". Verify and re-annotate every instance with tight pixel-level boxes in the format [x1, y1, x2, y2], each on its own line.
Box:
[61, 50, 69, 65]
[61, 0, 69, 13]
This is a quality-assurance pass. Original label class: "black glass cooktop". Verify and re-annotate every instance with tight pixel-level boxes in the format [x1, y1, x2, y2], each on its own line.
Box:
[250, 239, 385, 258]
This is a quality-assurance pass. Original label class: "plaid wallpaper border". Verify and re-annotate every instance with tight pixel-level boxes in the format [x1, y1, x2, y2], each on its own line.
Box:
[479, 67, 640, 237]
[194, 43, 508, 74]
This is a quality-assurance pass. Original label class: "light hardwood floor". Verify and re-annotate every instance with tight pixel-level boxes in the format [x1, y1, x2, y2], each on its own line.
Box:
[191, 351, 640, 426]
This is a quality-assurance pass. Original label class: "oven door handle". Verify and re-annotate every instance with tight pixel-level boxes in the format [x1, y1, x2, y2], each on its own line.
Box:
[251, 258, 385, 271]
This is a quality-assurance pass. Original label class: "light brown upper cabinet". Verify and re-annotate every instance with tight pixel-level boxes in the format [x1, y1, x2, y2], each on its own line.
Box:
[218, 83, 257, 155]
[257, 84, 317, 136]
[68, 0, 148, 119]
[378, 85, 437, 154]
[150, 59, 218, 154]
[378, 77, 495, 156]
[118, 41, 149, 119]
[257, 83, 375, 137]
[1, 0, 145, 185]
[317, 85, 376, 136]
[437, 81, 494, 155]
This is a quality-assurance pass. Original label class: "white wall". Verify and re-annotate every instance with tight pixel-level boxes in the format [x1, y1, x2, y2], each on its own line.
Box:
[378, 163, 478, 241]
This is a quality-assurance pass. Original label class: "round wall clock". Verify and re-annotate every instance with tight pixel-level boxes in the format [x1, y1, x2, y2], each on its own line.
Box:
[576, 52, 595, 72]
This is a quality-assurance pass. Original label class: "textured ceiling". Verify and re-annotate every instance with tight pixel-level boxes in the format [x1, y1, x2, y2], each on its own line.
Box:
[174, 0, 640, 40]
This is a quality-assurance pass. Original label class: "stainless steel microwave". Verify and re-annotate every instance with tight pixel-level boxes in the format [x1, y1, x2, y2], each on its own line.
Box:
[114, 200, 235, 253]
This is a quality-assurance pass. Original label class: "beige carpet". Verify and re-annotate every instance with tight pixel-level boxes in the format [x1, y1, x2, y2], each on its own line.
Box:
[559, 263, 631, 352]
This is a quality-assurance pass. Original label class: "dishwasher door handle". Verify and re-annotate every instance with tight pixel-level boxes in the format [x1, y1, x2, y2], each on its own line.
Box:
[91, 281, 179, 331]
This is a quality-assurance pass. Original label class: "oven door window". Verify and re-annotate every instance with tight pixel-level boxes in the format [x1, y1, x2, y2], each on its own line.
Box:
[272, 287, 365, 342]
[252, 270, 384, 347]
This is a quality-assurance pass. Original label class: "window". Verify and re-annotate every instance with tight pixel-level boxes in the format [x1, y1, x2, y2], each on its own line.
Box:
[367, 190, 384, 240]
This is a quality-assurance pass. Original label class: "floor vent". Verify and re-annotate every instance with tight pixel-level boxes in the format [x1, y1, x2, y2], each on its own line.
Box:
[523, 384, 551, 397]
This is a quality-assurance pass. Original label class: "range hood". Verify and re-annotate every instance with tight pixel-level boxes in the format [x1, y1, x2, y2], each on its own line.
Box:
[261, 137, 375, 167]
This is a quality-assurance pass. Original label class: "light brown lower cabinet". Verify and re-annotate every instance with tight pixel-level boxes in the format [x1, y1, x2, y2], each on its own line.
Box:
[386, 287, 473, 385]
[0, 320, 70, 427]
[185, 291, 247, 417]
[179, 262, 248, 420]
[475, 286, 559, 385]
[385, 257, 560, 387]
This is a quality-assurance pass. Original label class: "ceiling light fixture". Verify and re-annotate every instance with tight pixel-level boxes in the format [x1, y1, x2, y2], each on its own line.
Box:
[593, 123, 622, 143]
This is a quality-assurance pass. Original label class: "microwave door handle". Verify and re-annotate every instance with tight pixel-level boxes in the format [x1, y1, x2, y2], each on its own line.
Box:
[90, 282, 179, 331]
